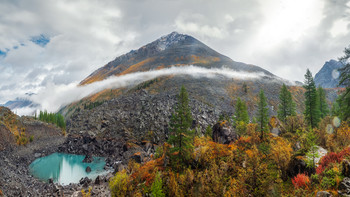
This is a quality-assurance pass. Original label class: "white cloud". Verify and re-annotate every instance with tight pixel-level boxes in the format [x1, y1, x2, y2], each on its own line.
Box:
[29, 65, 269, 113]
[330, 19, 349, 37]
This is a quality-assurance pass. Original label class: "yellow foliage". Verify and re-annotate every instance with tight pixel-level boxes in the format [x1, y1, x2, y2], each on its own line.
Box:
[81, 187, 92, 197]
[270, 137, 293, 180]
[245, 150, 254, 158]
[109, 170, 132, 197]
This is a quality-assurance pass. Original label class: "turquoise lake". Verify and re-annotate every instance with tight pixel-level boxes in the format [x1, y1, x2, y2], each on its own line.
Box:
[29, 153, 110, 185]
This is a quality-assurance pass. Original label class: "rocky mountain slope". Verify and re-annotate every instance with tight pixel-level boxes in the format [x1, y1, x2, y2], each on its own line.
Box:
[315, 59, 344, 88]
[79, 32, 275, 85]
[62, 32, 337, 143]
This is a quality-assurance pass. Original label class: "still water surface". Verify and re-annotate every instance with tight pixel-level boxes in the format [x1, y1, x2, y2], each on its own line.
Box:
[29, 153, 109, 185]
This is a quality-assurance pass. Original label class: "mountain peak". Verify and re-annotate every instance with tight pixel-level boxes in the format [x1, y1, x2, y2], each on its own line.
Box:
[315, 59, 344, 88]
[152, 31, 188, 51]
[80, 31, 274, 85]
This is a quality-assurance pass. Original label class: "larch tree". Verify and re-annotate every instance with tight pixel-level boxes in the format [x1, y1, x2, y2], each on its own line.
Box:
[168, 85, 194, 170]
[303, 69, 320, 128]
[317, 86, 329, 119]
[256, 90, 269, 140]
[277, 84, 296, 122]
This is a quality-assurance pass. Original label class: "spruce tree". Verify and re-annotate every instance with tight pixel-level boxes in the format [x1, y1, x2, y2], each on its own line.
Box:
[234, 97, 249, 136]
[277, 84, 296, 122]
[317, 86, 329, 119]
[168, 85, 194, 170]
[256, 90, 269, 140]
[303, 69, 320, 128]
[339, 46, 350, 121]
[234, 97, 249, 124]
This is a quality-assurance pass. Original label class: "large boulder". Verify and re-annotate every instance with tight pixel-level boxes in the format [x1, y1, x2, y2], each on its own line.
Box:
[269, 116, 284, 136]
[342, 159, 350, 177]
[287, 157, 314, 177]
[212, 121, 238, 144]
[306, 146, 328, 166]
[338, 177, 350, 196]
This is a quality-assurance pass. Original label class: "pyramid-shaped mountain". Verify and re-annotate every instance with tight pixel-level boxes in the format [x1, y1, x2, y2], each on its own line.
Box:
[64, 32, 314, 143]
[80, 32, 274, 85]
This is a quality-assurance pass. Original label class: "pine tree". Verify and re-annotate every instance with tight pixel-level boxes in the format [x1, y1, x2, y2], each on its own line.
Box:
[317, 86, 329, 119]
[168, 85, 194, 170]
[277, 84, 296, 122]
[256, 90, 269, 140]
[339, 46, 350, 121]
[303, 69, 320, 128]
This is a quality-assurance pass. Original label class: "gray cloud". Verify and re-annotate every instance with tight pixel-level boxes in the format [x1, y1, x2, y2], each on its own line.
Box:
[0, 0, 349, 105]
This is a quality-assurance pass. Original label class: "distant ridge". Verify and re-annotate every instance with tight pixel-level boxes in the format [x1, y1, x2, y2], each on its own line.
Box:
[315, 59, 344, 88]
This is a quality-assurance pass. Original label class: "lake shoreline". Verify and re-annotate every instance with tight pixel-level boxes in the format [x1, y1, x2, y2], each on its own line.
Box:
[0, 133, 157, 196]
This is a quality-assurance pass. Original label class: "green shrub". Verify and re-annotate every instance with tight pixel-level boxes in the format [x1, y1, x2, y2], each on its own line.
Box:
[151, 172, 165, 197]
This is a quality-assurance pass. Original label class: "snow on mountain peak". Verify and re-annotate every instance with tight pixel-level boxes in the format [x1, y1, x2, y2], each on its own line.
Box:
[156, 31, 187, 51]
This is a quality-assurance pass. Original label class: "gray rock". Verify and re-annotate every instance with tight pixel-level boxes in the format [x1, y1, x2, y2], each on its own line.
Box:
[212, 121, 237, 144]
[86, 166, 91, 173]
[342, 159, 350, 177]
[316, 191, 332, 197]
[83, 154, 94, 163]
[34, 153, 42, 158]
[94, 175, 101, 185]
[339, 177, 350, 196]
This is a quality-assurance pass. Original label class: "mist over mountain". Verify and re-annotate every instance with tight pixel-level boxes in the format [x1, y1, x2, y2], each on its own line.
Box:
[60, 32, 313, 142]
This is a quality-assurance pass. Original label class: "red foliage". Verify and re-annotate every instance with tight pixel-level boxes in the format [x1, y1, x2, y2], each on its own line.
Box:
[316, 165, 324, 175]
[317, 147, 350, 174]
[292, 173, 310, 189]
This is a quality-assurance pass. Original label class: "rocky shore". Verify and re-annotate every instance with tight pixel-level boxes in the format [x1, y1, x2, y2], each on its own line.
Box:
[0, 131, 159, 196]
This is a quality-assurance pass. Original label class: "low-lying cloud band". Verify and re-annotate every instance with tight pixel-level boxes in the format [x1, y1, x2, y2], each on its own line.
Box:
[18, 65, 269, 115]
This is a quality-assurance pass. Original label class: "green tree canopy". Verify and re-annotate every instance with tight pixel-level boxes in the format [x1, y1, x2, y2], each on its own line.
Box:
[338, 46, 350, 121]
[317, 86, 329, 119]
[303, 69, 320, 128]
[277, 84, 296, 122]
[256, 90, 269, 140]
[234, 97, 249, 124]
[167, 85, 194, 170]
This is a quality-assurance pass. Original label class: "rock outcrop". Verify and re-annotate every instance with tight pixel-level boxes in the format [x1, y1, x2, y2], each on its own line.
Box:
[212, 121, 238, 144]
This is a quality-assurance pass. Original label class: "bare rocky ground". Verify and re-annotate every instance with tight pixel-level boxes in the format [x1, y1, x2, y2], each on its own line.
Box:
[0, 108, 130, 196]
[0, 133, 121, 196]
[0, 130, 158, 196]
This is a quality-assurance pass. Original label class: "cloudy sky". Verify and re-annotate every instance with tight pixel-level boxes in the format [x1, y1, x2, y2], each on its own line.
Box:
[0, 0, 349, 104]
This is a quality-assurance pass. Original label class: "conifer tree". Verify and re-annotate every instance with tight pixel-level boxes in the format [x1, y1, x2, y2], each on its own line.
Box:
[303, 69, 320, 128]
[234, 97, 249, 124]
[339, 46, 350, 121]
[234, 97, 249, 136]
[168, 85, 194, 170]
[277, 84, 296, 122]
[317, 86, 329, 119]
[256, 90, 269, 140]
